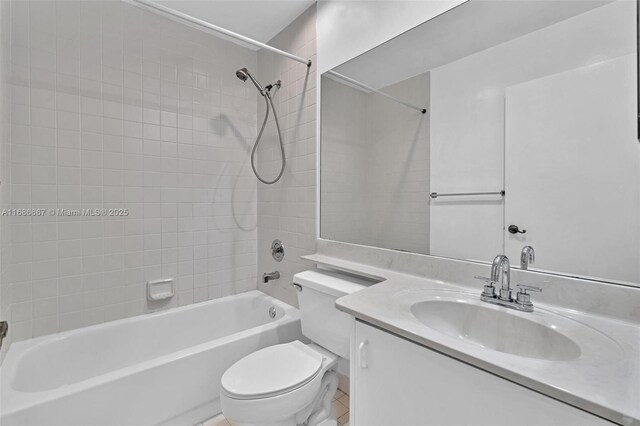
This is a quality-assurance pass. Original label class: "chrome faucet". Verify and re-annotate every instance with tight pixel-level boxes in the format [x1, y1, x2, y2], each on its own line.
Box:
[476, 254, 541, 312]
[262, 271, 280, 283]
[491, 254, 511, 301]
[520, 246, 535, 270]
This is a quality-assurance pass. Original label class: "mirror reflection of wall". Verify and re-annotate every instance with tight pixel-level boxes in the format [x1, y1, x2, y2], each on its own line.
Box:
[321, 72, 430, 254]
[320, 0, 640, 286]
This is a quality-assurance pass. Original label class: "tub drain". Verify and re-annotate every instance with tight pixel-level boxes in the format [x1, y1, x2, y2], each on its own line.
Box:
[269, 306, 277, 319]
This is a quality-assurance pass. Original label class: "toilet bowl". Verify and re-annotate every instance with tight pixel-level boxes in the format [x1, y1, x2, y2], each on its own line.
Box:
[220, 269, 374, 426]
[220, 341, 338, 426]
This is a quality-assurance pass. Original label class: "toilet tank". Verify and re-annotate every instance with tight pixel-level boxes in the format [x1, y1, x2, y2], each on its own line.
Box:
[293, 269, 375, 359]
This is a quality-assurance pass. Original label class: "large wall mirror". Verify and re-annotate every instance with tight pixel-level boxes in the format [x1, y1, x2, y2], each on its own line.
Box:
[320, 0, 640, 286]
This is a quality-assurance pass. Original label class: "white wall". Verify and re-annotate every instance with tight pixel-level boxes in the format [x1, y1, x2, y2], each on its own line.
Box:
[429, 0, 635, 265]
[316, 0, 466, 73]
[2, 0, 259, 343]
[256, 6, 318, 307]
[505, 55, 640, 284]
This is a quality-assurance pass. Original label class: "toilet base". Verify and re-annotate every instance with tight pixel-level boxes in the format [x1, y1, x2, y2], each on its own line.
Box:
[229, 416, 336, 426]
[298, 369, 338, 426]
[316, 418, 338, 426]
[229, 418, 296, 426]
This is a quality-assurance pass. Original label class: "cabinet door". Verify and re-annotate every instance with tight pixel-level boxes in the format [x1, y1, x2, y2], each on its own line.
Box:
[353, 320, 612, 426]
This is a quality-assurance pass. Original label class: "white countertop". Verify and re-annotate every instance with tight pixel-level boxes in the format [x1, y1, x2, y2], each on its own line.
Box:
[304, 253, 640, 426]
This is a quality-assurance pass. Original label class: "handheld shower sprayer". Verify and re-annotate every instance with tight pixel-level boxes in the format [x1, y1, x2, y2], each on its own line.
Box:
[235, 67, 285, 184]
[236, 68, 266, 95]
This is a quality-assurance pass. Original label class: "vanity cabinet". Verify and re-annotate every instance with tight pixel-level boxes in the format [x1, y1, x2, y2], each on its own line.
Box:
[352, 320, 612, 425]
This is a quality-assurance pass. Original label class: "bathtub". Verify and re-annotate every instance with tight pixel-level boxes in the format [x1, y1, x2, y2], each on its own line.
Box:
[0, 291, 302, 426]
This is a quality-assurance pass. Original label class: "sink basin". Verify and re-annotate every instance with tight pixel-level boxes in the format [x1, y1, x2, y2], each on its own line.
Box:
[410, 297, 581, 361]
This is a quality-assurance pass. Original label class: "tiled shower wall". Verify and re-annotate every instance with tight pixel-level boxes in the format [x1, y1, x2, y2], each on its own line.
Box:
[1, 0, 11, 360]
[2, 0, 259, 344]
[256, 6, 317, 307]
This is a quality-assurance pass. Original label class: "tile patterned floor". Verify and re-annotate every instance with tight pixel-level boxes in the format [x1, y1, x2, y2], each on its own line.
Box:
[333, 388, 350, 425]
[201, 388, 350, 426]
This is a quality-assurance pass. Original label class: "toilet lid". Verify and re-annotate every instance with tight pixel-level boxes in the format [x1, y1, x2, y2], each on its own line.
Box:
[221, 341, 324, 399]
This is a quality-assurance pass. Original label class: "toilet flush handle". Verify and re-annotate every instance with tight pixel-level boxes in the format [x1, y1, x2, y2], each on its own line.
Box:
[358, 340, 369, 369]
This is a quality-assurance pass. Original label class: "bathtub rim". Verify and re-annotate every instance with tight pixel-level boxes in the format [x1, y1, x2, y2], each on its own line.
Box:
[0, 290, 299, 416]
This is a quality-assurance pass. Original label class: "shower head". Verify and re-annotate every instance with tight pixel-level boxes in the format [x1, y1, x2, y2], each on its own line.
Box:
[235, 67, 265, 95]
[235, 68, 248, 82]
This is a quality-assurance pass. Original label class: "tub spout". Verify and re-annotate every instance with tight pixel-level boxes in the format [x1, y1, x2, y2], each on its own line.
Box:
[262, 271, 280, 283]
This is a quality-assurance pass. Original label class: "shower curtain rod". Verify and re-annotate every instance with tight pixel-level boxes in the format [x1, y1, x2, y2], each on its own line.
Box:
[124, 0, 312, 67]
[326, 71, 427, 114]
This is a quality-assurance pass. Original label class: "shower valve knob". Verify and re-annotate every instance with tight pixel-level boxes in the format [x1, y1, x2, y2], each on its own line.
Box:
[271, 239, 284, 262]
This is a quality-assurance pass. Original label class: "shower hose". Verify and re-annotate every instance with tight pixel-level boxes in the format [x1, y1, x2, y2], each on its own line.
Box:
[251, 90, 285, 184]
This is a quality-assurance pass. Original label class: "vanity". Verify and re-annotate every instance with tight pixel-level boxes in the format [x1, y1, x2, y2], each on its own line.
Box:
[304, 243, 640, 426]
[352, 321, 607, 426]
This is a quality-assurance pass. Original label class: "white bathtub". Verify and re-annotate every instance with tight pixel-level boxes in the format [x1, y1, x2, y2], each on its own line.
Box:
[0, 291, 302, 426]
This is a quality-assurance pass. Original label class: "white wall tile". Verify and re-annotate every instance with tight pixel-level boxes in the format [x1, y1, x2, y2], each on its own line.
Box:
[2, 0, 258, 343]
[256, 6, 317, 307]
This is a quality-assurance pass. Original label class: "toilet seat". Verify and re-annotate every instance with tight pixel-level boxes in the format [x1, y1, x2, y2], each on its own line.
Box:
[221, 341, 324, 400]
[220, 342, 339, 425]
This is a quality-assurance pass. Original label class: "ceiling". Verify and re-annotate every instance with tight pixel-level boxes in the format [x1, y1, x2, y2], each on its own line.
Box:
[154, 0, 316, 46]
[333, 0, 613, 89]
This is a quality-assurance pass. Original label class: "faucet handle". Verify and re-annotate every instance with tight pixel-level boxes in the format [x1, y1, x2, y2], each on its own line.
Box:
[474, 276, 496, 298]
[516, 284, 542, 293]
[515, 284, 541, 307]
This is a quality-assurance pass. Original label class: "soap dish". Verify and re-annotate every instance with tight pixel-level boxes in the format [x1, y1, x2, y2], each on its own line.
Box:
[147, 279, 174, 301]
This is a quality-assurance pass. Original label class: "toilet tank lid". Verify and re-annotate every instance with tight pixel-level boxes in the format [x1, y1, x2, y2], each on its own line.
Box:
[293, 269, 376, 298]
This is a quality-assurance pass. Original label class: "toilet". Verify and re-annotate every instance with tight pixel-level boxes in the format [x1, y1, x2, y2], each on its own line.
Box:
[220, 269, 373, 426]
